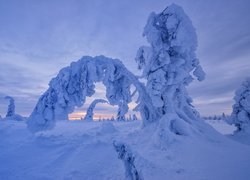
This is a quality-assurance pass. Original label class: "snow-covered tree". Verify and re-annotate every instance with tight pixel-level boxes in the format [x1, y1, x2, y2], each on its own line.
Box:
[132, 114, 138, 121]
[28, 4, 208, 137]
[5, 96, 15, 118]
[229, 78, 250, 132]
[28, 56, 156, 132]
[135, 4, 205, 122]
[84, 99, 108, 121]
[110, 116, 115, 121]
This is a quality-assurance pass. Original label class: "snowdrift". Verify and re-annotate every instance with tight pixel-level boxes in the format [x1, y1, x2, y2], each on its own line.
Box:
[1, 119, 250, 180]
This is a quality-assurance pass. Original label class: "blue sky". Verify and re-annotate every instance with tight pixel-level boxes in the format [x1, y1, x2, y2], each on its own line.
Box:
[0, 0, 250, 118]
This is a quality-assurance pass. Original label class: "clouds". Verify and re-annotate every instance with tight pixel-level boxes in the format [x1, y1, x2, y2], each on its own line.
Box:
[0, 0, 250, 117]
[0, 61, 47, 116]
[182, 0, 250, 116]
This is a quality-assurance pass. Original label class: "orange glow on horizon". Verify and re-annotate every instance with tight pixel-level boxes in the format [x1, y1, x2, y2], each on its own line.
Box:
[68, 101, 139, 120]
[68, 112, 115, 120]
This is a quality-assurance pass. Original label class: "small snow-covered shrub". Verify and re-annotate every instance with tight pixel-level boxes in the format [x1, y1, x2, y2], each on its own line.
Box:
[5, 96, 15, 118]
[3, 96, 25, 121]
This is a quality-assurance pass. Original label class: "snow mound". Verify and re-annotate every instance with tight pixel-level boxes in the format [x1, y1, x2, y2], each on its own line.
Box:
[3, 114, 26, 121]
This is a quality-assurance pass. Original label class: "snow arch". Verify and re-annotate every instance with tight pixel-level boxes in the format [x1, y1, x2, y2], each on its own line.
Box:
[28, 56, 157, 132]
[83, 99, 108, 121]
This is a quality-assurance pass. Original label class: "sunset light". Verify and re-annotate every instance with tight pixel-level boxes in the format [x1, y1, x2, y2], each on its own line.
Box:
[0, 0, 249, 179]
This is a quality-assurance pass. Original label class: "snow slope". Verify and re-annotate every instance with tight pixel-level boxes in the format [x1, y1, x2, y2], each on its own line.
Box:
[0, 119, 250, 180]
[205, 119, 236, 135]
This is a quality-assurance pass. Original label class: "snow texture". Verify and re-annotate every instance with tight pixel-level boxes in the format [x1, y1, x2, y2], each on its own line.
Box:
[113, 141, 143, 180]
[135, 4, 205, 121]
[134, 4, 211, 146]
[229, 78, 250, 133]
[28, 56, 156, 132]
[1, 3, 250, 180]
[1, 120, 250, 180]
[84, 99, 108, 121]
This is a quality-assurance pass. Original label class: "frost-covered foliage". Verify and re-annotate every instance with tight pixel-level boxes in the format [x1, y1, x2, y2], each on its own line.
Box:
[135, 4, 205, 121]
[28, 56, 156, 132]
[84, 99, 108, 121]
[229, 78, 250, 133]
[5, 96, 15, 118]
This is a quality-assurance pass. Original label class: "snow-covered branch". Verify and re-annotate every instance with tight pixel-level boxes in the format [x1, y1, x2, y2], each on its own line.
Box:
[28, 56, 156, 132]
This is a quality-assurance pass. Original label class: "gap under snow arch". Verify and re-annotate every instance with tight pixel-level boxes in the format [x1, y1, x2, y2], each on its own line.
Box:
[28, 56, 157, 132]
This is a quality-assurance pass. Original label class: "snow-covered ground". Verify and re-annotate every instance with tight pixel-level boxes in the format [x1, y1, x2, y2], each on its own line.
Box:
[1, 2, 249, 180]
[204, 119, 250, 145]
[205, 119, 236, 135]
[0, 119, 250, 180]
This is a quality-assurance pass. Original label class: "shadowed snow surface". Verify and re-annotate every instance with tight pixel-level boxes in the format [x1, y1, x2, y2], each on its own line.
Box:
[0, 120, 250, 180]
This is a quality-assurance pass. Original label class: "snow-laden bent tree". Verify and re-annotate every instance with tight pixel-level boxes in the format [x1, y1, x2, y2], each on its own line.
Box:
[136, 4, 205, 120]
[135, 4, 209, 142]
[5, 96, 15, 118]
[28, 56, 157, 132]
[84, 99, 108, 121]
[229, 78, 250, 133]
